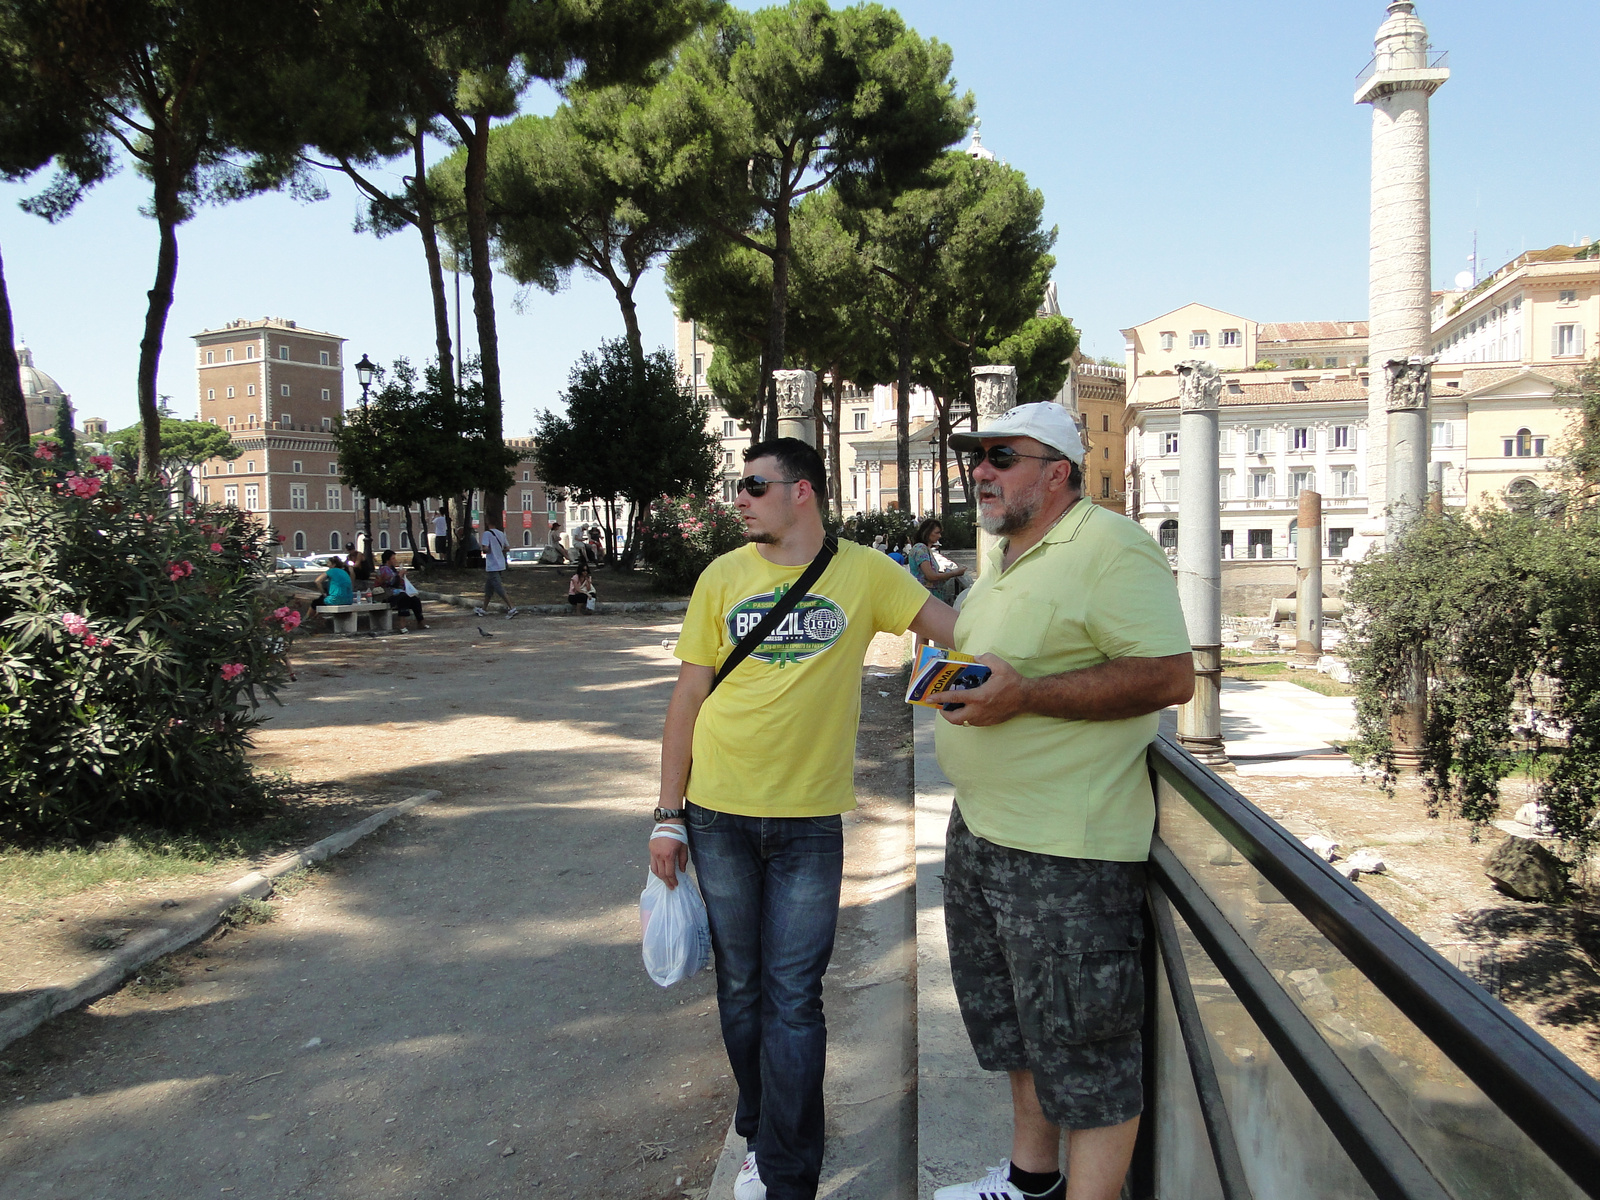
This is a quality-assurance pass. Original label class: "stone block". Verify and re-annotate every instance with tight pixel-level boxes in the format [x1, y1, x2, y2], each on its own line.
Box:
[1482, 835, 1566, 901]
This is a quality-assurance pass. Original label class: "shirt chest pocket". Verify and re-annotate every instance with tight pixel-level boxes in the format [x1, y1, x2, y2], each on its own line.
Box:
[990, 596, 1057, 661]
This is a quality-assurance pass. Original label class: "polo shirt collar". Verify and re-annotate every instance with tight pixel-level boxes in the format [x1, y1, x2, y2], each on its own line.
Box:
[989, 499, 1097, 574]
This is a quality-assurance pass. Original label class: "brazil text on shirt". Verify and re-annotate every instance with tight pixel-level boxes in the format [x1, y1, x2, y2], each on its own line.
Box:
[675, 541, 930, 817]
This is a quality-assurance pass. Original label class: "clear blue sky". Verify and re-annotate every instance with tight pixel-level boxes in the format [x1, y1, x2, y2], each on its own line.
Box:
[3, 0, 1594, 434]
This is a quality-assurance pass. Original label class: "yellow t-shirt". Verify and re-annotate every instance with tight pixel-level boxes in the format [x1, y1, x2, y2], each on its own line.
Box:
[675, 540, 930, 817]
[934, 501, 1191, 861]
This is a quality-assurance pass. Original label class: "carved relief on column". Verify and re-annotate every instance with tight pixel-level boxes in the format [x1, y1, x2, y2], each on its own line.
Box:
[1384, 355, 1436, 412]
[773, 369, 817, 419]
[972, 365, 1018, 419]
[1175, 359, 1222, 411]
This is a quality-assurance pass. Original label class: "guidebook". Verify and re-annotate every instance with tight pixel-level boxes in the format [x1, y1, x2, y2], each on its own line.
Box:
[905, 644, 992, 708]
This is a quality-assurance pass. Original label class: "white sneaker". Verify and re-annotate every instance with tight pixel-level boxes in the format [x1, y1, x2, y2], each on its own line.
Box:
[506, 606, 519, 618]
[733, 1151, 766, 1200]
[934, 1164, 1027, 1200]
[473, 606, 486, 616]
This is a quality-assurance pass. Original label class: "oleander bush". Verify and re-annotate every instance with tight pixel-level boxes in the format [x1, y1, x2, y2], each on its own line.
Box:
[0, 443, 296, 840]
[640, 493, 746, 593]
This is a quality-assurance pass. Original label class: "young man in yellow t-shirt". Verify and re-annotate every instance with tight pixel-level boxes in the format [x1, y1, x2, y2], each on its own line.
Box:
[652, 438, 956, 1200]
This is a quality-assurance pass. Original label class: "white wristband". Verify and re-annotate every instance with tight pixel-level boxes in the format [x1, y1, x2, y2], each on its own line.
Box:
[650, 824, 688, 846]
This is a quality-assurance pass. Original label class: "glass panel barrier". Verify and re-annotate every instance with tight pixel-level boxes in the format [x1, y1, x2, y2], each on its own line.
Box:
[1154, 768, 1587, 1200]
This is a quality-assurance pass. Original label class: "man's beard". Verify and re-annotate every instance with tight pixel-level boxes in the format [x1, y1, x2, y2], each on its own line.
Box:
[746, 530, 778, 544]
[977, 481, 1043, 535]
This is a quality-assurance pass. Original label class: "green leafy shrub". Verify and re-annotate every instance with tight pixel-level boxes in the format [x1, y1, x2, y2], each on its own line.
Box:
[841, 508, 920, 548]
[639, 493, 746, 594]
[0, 444, 294, 840]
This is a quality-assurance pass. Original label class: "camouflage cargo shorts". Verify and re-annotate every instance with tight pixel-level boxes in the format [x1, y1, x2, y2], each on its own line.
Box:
[944, 802, 1146, 1130]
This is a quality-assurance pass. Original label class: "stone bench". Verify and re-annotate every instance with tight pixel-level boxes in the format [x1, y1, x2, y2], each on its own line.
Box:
[316, 603, 393, 634]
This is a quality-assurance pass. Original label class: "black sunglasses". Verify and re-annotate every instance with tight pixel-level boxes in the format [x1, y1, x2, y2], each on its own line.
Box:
[965, 446, 1067, 471]
[736, 475, 800, 497]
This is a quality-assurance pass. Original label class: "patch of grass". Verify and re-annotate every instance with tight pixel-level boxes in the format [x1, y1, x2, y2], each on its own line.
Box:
[1223, 658, 1354, 697]
[221, 897, 275, 927]
[128, 959, 182, 996]
[269, 865, 320, 897]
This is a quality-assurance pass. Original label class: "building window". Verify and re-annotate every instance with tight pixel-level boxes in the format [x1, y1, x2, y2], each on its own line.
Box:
[401, 530, 413, 550]
[1432, 420, 1452, 448]
[320, 350, 330, 364]
[227, 415, 235, 429]
[1162, 431, 1179, 455]
[1290, 469, 1315, 495]
[278, 346, 289, 360]
[693, 354, 704, 380]
[1559, 290, 1577, 306]
[290, 484, 307, 510]
[1322, 357, 1336, 368]
[227, 462, 235, 473]
[1219, 429, 1233, 454]
[724, 450, 735, 467]
[225, 348, 234, 362]
[244, 484, 259, 511]
[377, 530, 390, 550]
[280, 384, 290, 397]
[246, 384, 255, 397]
[224, 485, 238, 506]
[327, 486, 341, 510]
[1332, 468, 1357, 497]
[1247, 428, 1268, 453]
[521, 470, 530, 481]
[207, 388, 215, 400]
[723, 419, 736, 437]
[1328, 528, 1354, 558]
[281, 413, 292, 427]
[1159, 332, 1175, 351]
[247, 414, 257, 428]
[329, 462, 339, 474]
[204, 350, 214, 364]
[322, 417, 332, 430]
[226, 386, 235, 399]
[1247, 529, 1273, 559]
[1190, 331, 1209, 349]
[293, 531, 306, 552]
[1250, 471, 1274, 499]
[292, 460, 302, 473]
[246, 345, 254, 359]
[521, 529, 532, 547]
[1333, 425, 1351, 449]
[330, 531, 342, 551]
[1101, 413, 1110, 432]
[547, 494, 560, 515]
[1554, 324, 1582, 357]
[321, 388, 331, 401]
[1158, 519, 1178, 550]
[521, 490, 534, 511]
[1291, 380, 1310, 392]
[1292, 427, 1310, 450]
[854, 411, 867, 431]
[1161, 472, 1179, 501]
[1100, 474, 1111, 498]
[1219, 471, 1232, 500]
[1221, 329, 1240, 347]
[1220, 530, 1234, 558]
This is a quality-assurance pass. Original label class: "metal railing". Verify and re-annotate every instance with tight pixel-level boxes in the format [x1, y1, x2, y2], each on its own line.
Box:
[1356, 48, 1450, 89]
[1131, 735, 1600, 1200]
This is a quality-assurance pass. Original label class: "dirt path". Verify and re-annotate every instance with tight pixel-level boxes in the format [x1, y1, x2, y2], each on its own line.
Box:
[0, 609, 921, 1200]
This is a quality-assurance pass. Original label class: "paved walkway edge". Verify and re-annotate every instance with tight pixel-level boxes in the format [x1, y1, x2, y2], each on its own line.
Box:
[914, 706, 1010, 1199]
[414, 589, 688, 616]
[0, 789, 442, 1054]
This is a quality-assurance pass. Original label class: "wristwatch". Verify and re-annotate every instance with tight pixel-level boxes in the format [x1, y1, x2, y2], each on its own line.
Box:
[653, 806, 687, 822]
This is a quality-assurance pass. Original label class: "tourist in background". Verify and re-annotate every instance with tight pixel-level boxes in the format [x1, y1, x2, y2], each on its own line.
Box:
[377, 550, 427, 631]
[475, 520, 518, 618]
[568, 561, 596, 614]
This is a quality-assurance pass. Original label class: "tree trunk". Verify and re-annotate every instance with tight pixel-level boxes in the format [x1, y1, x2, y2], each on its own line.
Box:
[896, 314, 912, 513]
[403, 503, 417, 561]
[937, 394, 951, 513]
[462, 113, 504, 529]
[611, 275, 645, 370]
[763, 204, 792, 438]
[410, 127, 455, 406]
[751, 341, 770, 445]
[0, 244, 28, 451]
[138, 169, 182, 479]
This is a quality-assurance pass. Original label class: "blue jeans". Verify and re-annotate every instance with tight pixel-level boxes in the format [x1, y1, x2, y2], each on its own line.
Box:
[687, 802, 844, 1200]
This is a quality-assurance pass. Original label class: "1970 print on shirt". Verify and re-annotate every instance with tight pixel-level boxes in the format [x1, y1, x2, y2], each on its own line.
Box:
[724, 585, 848, 667]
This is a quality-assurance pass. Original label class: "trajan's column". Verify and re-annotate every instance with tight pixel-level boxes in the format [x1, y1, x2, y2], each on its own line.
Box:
[1356, 0, 1447, 535]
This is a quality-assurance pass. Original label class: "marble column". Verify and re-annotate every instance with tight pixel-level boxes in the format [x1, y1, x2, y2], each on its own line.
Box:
[1174, 360, 1227, 767]
[774, 369, 818, 448]
[1295, 490, 1324, 664]
[971, 366, 1018, 573]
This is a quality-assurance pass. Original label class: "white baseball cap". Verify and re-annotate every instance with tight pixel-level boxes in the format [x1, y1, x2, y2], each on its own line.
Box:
[949, 402, 1086, 465]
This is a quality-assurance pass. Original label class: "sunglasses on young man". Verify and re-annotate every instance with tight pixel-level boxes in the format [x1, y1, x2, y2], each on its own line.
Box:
[965, 446, 1067, 471]
[736, 475, 801, 497]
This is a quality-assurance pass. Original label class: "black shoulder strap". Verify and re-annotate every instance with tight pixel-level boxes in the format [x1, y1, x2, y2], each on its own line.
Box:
[709, 536, 838, 694]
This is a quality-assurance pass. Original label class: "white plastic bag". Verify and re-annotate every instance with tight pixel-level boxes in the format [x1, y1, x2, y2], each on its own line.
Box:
[586, 593, 597, 612]
[640, 867, 711, 987]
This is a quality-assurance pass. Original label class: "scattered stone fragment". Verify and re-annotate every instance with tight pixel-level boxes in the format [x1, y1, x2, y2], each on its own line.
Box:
[1483, 835, 1566, 901]
[1345, 849, 1386, 875]
[301, 1037, 323, 1050]
[1513, 801, 1551, 831]
[501, 1145, 516, 1157]
[1300, 835, 1340, 862]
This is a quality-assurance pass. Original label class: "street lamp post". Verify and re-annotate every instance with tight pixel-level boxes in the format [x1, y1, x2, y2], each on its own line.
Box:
[355, 353, 376, 557]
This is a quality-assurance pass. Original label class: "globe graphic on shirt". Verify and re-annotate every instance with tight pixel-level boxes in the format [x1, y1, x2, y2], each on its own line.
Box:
[724, 591, 849, 664]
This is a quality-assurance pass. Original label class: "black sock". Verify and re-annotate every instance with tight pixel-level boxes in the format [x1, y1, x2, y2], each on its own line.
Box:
[1008, 1163, 1063, 1197]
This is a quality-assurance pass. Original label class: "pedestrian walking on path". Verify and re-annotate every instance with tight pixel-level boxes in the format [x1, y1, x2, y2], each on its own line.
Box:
[931, 404, 1193, 1200]
[474, 522, 518, 618]
[651, 438, 958, 1200]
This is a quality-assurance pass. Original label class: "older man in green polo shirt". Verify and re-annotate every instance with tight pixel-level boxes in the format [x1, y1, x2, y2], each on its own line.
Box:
[930, 402, 1194, 1200]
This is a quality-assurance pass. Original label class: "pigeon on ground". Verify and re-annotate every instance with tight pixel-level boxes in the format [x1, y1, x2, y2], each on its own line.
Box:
[477, 626, 496, 638]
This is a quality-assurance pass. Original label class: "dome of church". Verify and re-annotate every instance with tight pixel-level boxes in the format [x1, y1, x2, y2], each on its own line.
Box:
[17, 343, 66, 403]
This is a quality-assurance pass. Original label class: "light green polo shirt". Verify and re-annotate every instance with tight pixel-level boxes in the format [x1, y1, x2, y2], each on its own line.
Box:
[934, 500, 1191, 861]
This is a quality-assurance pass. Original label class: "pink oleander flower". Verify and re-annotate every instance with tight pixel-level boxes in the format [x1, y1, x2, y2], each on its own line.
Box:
[59, 613, 89, 637]
[270, 605, 303, 631]
[82, 634, 104, 649]
[59, 472, 103, 499]
[33, 442, 57, 460]
[89, 454, 114, 471]
[166, 560, 194, 582]
[210, 542, 223, 552]
[220, 662, 246, 682]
